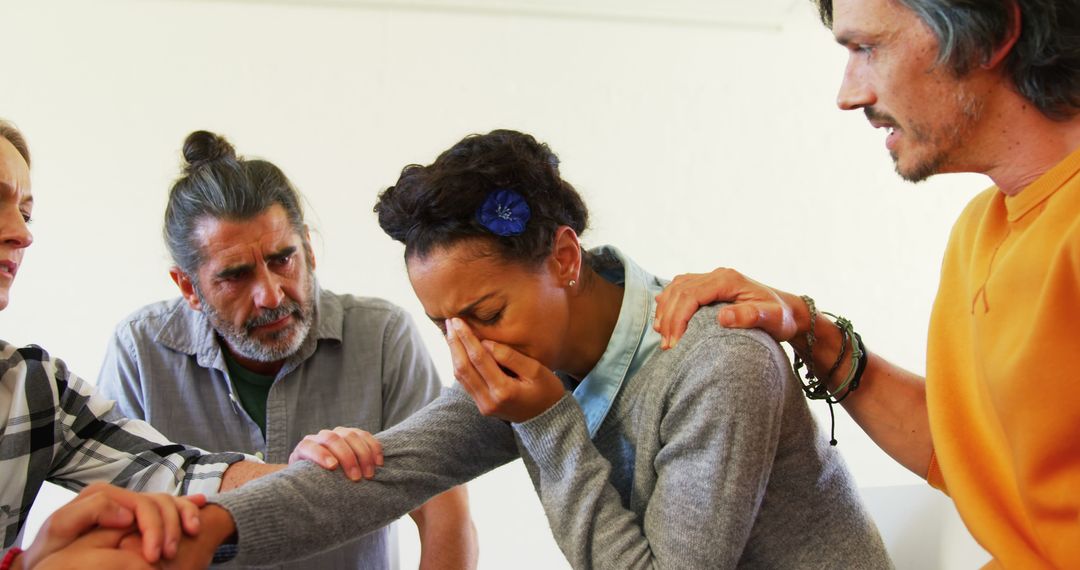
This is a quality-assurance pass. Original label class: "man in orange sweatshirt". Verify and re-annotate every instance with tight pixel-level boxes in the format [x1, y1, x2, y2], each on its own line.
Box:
[653, 0, 1080, 568]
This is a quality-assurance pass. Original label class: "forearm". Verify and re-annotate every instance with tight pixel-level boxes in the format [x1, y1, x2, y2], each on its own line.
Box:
[211, 388, 517, 566]
[219, 461, 283, 492]
[786, 296, 933, 476]
[410, 486, 478, 570]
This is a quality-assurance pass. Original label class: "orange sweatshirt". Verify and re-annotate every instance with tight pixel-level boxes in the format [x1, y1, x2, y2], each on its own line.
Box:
[925, 146, 1080, 569]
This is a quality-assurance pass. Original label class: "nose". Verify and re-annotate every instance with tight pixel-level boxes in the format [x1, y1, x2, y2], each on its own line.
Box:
[2, 207, 33, 250]
[252, 264, 285, 309]
[836, 55, 876, 111]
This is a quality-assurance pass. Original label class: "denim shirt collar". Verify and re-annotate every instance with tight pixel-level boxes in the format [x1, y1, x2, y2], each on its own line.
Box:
[154, 281, 343, 377]
[567, 246, 665, 438]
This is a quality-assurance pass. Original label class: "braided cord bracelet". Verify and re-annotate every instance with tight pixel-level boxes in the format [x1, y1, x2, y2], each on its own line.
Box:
[790, 296, 868, 445]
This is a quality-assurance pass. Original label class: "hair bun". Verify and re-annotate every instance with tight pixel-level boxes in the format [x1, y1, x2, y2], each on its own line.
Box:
[182, 130, 236, 172]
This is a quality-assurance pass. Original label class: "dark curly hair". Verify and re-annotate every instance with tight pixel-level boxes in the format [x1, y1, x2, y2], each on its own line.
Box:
[375, 129, 589, 265]
[812, 0, 1080, 120]
[164, 130, 307, 276]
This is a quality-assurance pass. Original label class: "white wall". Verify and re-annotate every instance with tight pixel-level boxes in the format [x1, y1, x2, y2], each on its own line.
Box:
[3, 0, 989, 567]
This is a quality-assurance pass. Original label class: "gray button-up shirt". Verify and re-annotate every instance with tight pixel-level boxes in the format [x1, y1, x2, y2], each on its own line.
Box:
[98, 286, 443, 570]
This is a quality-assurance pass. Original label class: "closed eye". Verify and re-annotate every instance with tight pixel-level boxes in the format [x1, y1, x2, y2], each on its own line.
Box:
[473, 310, 503, 327]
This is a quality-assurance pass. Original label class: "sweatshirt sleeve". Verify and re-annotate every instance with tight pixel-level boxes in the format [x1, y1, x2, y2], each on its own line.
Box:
[512, 333, 787, 569]
[211, 386, 520, 566]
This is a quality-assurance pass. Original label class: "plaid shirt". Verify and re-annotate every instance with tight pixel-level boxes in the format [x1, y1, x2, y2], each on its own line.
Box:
[1, 340, 246, 549]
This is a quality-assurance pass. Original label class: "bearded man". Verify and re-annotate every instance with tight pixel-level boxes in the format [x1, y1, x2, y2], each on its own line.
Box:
[97, 130, 477, 570]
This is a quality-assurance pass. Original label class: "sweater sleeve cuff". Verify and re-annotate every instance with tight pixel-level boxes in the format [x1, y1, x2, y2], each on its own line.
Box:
[210, 481, 290, 565]
[512, 394, 589, 476]
[926, 450, 949, 494]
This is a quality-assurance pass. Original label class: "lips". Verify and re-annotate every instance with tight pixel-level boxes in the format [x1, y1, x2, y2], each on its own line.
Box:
[253, 314, 293, 332]
[0, 260, 17, 279]
[884, 126, 901, 151]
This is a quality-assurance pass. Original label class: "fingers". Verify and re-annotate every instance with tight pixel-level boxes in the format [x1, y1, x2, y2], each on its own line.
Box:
[480, 339, 567, 421]
[64, 488, 134, 531]
[131, 494, 172, 562]
[339, 428, 384, 479]
[654, 294, 698, 350]
[70, 485, 163, 562]
[445, 318, 494, 410]
[291, 428, 384, 481]
[481, 339, 541, 379]
[290, 432, 342, 470]
[81, 485, 201, 562]
[654, 270, 737, 348]
[175, 495, 203, 538]
[449, 318, 509, 384]
[35, 490, 134, 554]
[654, 268, 799, 348]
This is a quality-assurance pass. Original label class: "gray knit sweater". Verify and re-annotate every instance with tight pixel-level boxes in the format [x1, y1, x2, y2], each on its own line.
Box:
[214, 305, 892, 568]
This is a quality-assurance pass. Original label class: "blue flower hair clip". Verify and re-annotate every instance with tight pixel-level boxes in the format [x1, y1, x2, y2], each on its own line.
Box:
[477, 189, 531, 236]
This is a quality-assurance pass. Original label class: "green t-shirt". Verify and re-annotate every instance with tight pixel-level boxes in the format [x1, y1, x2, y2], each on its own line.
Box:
[222, 350, 276, 437]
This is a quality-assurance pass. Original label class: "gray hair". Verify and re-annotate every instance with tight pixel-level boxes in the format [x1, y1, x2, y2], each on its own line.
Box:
[0, 120, 31, 167]
[164, 130, 307, 276]
[812, 0, 1080, 120]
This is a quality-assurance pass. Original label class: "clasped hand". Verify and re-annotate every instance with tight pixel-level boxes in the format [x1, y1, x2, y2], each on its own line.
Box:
[17, 482, 206, 569]
[445, 318, 565, 423]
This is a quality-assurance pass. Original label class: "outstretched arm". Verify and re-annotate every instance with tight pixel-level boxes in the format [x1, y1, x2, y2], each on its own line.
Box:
[175, 389, 518, 567]
[653, 268, 933, 477]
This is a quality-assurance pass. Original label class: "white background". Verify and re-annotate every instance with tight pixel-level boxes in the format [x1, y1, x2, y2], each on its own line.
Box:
[4, 0, 990, 567]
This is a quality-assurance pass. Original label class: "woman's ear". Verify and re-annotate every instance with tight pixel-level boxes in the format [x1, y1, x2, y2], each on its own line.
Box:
[549, 226, 582, 286]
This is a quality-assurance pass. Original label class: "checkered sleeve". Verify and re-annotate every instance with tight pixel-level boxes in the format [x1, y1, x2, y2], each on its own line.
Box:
[1, 341, 249, 548]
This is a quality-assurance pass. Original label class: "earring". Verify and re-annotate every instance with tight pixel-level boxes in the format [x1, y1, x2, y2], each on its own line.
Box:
[568, 279, 577, 288]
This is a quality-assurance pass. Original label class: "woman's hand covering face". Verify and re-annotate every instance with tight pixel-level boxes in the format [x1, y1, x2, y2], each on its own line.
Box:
[445, 317, 566, 423]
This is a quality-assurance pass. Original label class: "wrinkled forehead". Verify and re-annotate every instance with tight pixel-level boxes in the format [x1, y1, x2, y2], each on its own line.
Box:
[406, 243, 517, 313]
[0, 138, 31, 198]
[194, 214, 304, 269]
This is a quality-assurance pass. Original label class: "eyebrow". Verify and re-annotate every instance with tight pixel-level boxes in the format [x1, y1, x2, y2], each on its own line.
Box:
[213, 245, 298, 280]
[426, 292, 497, 323]
[0, 183, 33, 209]
[834, 27, 881, 48]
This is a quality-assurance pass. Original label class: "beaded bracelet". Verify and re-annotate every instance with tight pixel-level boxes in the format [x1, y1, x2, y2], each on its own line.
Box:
[790, 296, 867, 445]
[0, 547, 22, 570]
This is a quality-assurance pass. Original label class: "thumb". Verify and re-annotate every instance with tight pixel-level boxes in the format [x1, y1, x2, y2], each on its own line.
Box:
[48, 494, 134, 541]
[718, 302, 795, 341]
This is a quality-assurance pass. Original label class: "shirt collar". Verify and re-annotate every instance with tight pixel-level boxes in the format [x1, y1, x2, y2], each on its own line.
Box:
[155, 281, 341, 373]
[569, 245, 665, 438]
[1004, 144, 1080, 222]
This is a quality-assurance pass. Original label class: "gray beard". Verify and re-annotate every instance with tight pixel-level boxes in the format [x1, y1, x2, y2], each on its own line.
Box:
[195, 280, 315, 364]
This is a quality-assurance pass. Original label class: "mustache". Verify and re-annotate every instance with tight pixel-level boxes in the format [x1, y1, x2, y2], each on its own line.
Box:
[864, 107, 898, 126]
[245, 300, 302, 330]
